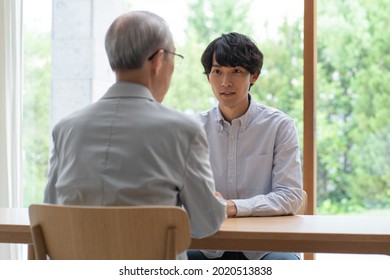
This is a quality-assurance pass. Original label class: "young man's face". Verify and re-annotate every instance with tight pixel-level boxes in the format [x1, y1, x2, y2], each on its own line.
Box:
[207, 54, 258, 118]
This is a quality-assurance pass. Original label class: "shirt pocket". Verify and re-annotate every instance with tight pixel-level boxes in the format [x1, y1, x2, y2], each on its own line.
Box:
[238, 154, 273, 197]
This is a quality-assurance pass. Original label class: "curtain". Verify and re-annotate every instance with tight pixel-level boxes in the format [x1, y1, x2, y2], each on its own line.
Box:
[0, 0, 23, 259]
[0, 0, 23, 207]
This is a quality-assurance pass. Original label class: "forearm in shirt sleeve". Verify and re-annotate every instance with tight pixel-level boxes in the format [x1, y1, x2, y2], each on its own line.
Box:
[232, 188, 302, 217]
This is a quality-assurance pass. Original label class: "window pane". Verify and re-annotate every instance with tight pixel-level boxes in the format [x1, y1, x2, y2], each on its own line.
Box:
[22, 0, 52, 206]
[317, 0, 390, 214]
[22, 0, 304, 205]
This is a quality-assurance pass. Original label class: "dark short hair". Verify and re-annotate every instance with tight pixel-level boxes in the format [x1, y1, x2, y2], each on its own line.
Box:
[201, 32, 263, 75]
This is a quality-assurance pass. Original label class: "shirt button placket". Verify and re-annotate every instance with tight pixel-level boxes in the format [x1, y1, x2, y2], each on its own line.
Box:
[226, 121, 239, 198]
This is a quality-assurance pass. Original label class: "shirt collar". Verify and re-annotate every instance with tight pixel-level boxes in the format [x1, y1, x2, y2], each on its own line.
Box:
[216, 94, 257, 131]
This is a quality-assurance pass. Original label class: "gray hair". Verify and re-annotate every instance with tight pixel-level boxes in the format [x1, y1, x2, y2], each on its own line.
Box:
[105, 11, 173, 71]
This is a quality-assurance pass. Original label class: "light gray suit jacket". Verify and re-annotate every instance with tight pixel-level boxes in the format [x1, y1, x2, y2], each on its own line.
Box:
[44, 82, 226, 251]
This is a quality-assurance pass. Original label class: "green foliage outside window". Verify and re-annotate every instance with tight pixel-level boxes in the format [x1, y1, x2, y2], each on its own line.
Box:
[22, 27, 51, 206]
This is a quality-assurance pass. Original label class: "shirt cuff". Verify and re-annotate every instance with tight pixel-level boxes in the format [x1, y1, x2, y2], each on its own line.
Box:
[231, 199, 252, 217]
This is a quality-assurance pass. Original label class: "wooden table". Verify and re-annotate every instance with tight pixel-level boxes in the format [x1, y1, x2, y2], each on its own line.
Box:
[191, 215, 390, 255]
[1, 208, 390, 257]
[0, 208, 32, 244]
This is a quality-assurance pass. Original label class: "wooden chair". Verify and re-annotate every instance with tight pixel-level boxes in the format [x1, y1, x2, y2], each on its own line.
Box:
[296, 190, 308, 215]
[28, 204, 191, 260]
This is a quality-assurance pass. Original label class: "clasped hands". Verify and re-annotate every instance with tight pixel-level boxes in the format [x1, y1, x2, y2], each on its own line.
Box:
[215, 191, 237, 217]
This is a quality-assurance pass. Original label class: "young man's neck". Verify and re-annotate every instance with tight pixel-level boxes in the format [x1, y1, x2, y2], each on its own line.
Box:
[219, 104, 249, 123]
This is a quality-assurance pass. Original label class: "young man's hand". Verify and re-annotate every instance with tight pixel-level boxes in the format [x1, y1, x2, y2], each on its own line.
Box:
[215, 192, 237, 217]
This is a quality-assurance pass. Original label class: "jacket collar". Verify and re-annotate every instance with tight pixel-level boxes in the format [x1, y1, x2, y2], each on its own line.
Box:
[102, 82, 155, 101]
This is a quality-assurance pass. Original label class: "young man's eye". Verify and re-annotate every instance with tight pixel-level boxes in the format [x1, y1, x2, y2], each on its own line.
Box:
[211, 69, 221, 74]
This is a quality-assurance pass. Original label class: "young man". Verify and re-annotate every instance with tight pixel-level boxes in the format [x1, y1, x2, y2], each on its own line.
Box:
[43, 11, 226, 259]
[188, 32, 303, 260]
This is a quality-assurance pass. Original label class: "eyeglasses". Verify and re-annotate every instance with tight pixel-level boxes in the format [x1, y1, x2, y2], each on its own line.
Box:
[148, 49, 184, 66]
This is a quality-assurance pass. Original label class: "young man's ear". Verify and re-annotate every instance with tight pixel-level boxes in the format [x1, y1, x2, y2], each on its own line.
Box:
[250, 73, 259, 84]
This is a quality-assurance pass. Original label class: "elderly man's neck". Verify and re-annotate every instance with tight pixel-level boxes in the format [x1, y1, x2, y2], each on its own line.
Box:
[115, 68, 150, 86]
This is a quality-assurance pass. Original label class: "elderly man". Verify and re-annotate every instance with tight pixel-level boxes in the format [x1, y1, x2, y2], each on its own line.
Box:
[44, 11, 226, 259]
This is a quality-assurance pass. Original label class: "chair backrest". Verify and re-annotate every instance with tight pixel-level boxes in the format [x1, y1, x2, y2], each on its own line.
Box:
[296, 190, 308, 215]
[29, 204, 191, 260]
